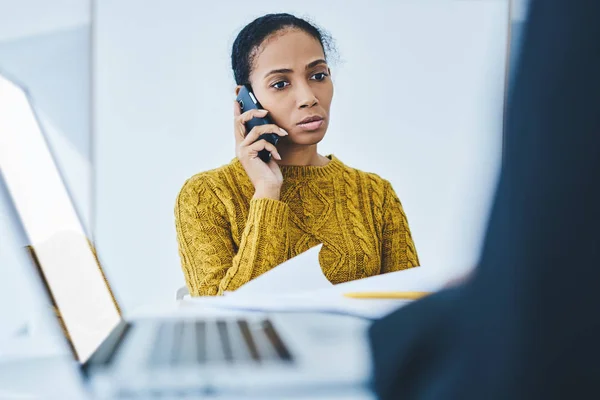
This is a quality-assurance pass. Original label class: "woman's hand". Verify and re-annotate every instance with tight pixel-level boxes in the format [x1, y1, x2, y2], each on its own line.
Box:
[233, 100, 288, 200]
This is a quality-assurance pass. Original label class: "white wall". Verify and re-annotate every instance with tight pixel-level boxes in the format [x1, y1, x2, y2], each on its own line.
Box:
[0, 0, 89, 42]
[0, 1, 90, 350]
[94, 0, 510, 313]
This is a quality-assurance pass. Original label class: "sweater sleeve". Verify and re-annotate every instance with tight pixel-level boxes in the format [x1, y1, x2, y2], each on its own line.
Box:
[380, 180, 420, 273]
[174, 177, 290, 296]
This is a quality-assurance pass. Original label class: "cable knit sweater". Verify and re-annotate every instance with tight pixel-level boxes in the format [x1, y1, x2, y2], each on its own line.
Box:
[174, 154, 420, 296]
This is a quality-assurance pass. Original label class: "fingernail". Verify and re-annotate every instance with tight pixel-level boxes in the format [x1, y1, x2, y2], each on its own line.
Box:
[258, 109, 268, 114]
[279, 128, 288, 135]
[275, 154, 282, 160]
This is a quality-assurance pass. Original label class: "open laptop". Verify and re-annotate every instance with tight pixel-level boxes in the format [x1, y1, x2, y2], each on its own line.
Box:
[0, 71, 373, 398]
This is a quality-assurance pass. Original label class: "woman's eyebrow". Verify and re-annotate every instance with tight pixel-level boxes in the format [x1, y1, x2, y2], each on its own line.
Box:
[306, 58, 327, 69]
[263, 59, 328, 79]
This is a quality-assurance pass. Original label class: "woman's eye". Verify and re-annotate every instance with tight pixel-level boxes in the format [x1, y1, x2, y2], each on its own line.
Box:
[312, 72, 329, 81]
[272, 81, 289, 90]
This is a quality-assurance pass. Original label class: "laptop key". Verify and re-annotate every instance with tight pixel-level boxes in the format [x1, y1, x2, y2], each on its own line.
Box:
[148, 323, 173, 366]
[148, 318, 293, 367]
[261, 319, 293, 362]
[216, 320, 233, 362]
[172, 321, 197, 365]
[195, 321, 206, 364]
[170, 321, 185, 365]
[237, 320, 260, 362]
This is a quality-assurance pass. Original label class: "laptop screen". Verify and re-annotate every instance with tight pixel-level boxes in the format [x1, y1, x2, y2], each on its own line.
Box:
[0, 73, 122, 363]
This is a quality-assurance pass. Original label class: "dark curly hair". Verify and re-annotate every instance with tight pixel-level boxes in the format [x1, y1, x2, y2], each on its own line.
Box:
[231, 13, 337, 86]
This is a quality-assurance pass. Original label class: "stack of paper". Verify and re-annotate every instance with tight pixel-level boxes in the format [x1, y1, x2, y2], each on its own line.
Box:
[179, 243, 444, 320]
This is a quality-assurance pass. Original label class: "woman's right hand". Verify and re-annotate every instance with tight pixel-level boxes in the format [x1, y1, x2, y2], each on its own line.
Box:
[233, 100, 288, 200]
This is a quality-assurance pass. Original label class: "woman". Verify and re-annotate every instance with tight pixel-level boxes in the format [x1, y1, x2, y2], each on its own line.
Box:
[175, 13, 419, 296]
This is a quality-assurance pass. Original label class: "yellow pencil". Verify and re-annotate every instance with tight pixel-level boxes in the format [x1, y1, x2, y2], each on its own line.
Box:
[343, 291, 430, 300]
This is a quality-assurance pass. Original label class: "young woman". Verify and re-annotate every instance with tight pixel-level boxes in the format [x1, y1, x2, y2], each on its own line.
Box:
[175, 13, 420, 296]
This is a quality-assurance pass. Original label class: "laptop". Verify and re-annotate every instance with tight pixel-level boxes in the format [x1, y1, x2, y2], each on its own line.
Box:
[0, 72, 373, 398]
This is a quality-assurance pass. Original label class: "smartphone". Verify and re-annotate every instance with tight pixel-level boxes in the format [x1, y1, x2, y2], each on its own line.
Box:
[236, 84, 280, 163]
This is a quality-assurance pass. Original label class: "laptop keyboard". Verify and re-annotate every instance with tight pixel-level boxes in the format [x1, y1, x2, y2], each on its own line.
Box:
[148, 319, 294, 367]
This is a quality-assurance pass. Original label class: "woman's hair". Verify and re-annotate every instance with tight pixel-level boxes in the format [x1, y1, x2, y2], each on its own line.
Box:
[231, 13, 336, 85]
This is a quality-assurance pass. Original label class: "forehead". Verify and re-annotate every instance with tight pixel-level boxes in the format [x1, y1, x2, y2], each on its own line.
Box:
[251, 29, 325, 75]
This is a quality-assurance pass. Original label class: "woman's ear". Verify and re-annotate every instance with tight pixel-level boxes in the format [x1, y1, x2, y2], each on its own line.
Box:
[235, 85, 243, 97]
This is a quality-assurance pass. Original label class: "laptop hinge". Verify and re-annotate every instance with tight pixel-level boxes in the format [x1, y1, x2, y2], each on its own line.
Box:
[81, 319, 132, 375]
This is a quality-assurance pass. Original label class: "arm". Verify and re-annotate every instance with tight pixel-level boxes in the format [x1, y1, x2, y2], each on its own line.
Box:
[380, 180, 420, 273]
[174, 177, 290, 296]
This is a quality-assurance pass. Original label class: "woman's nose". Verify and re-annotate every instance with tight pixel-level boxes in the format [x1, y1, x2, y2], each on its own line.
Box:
[296, 85, 318, 108]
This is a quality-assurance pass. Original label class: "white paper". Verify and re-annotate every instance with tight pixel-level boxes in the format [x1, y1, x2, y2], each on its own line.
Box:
[315, 265, 445, 296]
[181, 291, 410, 319]
[180, 265, 442, 319]
[228, 243, 331, 297]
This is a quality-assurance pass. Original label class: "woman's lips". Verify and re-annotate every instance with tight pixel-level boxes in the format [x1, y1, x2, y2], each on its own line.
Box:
[297, 119, 324, 131]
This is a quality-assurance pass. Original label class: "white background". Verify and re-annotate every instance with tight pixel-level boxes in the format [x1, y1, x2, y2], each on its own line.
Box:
[0, 0, 93, 369]
[93, 0, 511, 313]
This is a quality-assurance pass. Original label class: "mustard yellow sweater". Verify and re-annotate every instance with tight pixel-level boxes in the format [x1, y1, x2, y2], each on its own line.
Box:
[174, 154, 419, 296]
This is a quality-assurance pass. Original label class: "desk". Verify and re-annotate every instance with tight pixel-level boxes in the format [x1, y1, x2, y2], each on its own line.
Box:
[0, 356, 376, 399]
[0, 355, 89, 399]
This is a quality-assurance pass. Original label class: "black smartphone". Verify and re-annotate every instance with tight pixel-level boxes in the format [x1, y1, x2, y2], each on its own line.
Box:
[236, 84, 280, 163]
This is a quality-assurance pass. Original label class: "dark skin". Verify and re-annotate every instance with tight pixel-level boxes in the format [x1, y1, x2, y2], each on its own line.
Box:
[233, 28, 334, 200]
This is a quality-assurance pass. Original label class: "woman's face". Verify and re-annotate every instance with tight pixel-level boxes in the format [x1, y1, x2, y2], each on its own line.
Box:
[241, 28, 333, 146]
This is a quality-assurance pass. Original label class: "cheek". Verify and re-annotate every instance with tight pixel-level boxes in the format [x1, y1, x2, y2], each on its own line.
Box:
[318, 83, 334, 110]
[263, 99, 294, 127]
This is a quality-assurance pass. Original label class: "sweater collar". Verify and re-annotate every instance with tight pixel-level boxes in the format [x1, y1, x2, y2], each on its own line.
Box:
[230, 154, 346, 180]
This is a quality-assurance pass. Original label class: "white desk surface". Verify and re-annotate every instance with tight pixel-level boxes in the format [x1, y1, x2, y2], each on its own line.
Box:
[0, 356, 376, 399]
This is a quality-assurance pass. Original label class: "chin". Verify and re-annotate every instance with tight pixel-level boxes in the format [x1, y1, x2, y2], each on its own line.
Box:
[289, 130, 326, 145]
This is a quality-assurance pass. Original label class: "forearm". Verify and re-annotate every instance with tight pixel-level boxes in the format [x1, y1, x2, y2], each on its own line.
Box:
[217, 197, 290, 293]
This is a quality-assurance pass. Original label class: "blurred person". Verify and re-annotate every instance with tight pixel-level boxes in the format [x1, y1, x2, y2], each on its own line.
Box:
[368, 1, 600, 398]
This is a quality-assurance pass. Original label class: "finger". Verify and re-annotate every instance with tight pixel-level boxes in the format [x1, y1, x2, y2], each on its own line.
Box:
[234, 109, 270, 145]
[233, 101, 249, 145]
[237, 108, 268, 125]
[267, 157, 283, 177]
[245, 140, 281, 160]
[240, 124, 288, 147]
[247, 140, 281, 161]
[233, 100, 241, 117]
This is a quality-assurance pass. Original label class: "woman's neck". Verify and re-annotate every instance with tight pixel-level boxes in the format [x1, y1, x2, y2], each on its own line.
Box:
[275, 144, 330, 166]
